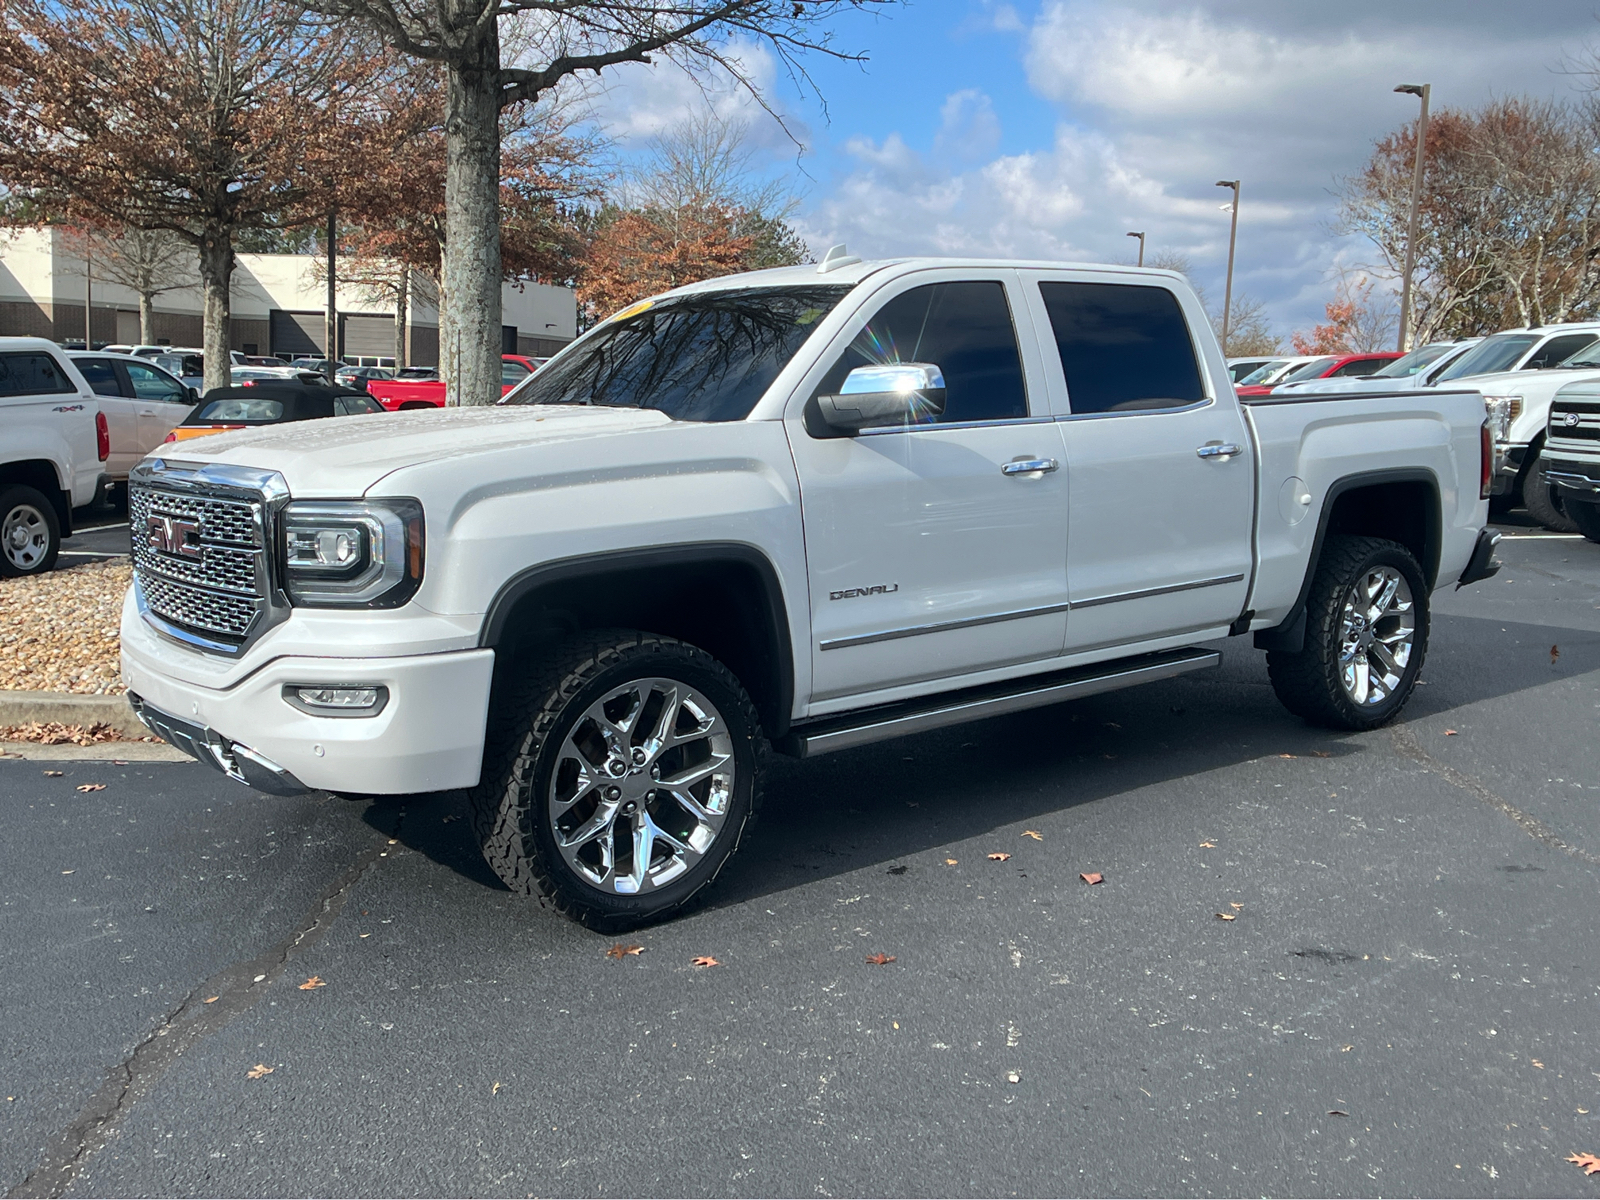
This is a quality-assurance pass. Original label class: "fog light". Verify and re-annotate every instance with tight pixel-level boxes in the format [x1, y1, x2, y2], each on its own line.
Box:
[283, 684, 388, 718]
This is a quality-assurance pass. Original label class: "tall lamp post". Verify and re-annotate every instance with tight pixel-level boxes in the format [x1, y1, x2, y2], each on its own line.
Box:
[1394, 83, 1431, 352]
[1216, 179, 1241, 351]
[1126, 231, 1145, 266]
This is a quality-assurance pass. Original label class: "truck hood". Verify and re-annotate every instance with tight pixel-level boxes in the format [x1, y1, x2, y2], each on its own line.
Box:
[1457, 366, 1600, 396]
[153, 404, 675, 497]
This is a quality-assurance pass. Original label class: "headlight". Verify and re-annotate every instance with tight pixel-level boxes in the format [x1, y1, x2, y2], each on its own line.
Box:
[281, 498, 424, 608]
[1482, 394, 1522, 438]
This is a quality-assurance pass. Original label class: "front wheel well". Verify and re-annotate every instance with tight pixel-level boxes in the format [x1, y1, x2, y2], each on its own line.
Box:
[0, 459, 70, 529]
[483, 550, 794, 739]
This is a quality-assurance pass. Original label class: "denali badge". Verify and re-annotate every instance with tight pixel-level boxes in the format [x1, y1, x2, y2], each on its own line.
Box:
[830, 583, 898, 600]
[146, 515, 202, 560]
[1566, 412, 1583, 427]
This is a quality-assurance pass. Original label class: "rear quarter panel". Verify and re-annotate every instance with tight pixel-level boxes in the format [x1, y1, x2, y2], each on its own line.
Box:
[1243, 388, 1486, 626]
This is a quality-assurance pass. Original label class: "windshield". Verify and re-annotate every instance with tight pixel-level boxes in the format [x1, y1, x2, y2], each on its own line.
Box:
[1371, 343, 1454, 378]
[506, 285, 852, 421]
[1557, 343, 1600, 369]
[1279, 357, 1337, 383]
[1238, 359, 1290, 386]
[1434, 333, 1538, 381]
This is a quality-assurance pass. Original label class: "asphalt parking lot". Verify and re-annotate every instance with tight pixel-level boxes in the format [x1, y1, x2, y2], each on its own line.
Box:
[3, 524, 1599, 1198]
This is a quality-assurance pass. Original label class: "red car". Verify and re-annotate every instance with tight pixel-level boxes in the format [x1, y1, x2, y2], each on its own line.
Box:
[1235, 352, 1403, 396]
[368, 354, 542, 410]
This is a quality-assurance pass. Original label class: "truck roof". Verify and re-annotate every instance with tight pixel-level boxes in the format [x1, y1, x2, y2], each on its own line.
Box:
[665, 256, 1193, 296]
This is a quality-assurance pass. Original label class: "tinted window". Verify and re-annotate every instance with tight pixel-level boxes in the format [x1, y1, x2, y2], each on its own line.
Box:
[124, 361, 187, 401]
[814, 281, 1028, 424]
[0, 352, 74, 396]
[1279, 356, 1338, 383]
[1372, 343, 1453, 378]
[1238, 360, 1290, 386]
[1037, 282, 1203, 414]
[334, 395, 383, 415]
[196, 398, 283, 422]
[501, 361, 530, 386]
[1434, 333, 1538, 381]
[1528, 333, 1598, 369]
[512, 285, 851, 422]
[1330, 357, 1385, 377]
[75, 357, 123, 397]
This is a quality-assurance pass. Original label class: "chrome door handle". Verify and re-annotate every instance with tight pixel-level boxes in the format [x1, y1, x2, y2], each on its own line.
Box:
[1001, 457, 1059, 476]
[1196, 443, 1241, 459]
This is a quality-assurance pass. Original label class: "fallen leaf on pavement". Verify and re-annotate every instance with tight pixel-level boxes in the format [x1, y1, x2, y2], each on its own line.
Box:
[1229, 902, 1244, 911]
[42, 770, 62, 777]
[1022, 830, 1042, 841]
[1311, 750, 1331, 758]
[1444, 729, 1458, 736]
[246, 1064, 273, 1079]
[944, 858, 958, 866]
[1532, 1059, 1545, 1069]
[75, 783, 105, 792]
[492, 1081, 502, 1095]
[1328, 1109, 1348, 1117]
[1199, 841, 1216, 848]
[691, 956, 720, 968]
[988, 852, 1011, 862]
[1216, 912, 1236, 921]
[1278, 753, 1296, 759]
[1340, 1045, 1353, 1052]
[60, 870, 73, 875]
[298, 976, 326, 990]
[1567, 1153, 1600, 1176]
[1006, 1070, 1021, 1084]
[865, 953, 896, 965]
[1552, 644, 1561, 665]
[606, 943, 644, 959]
[204, 997, 219, 1004]
[1080, 872, 1103, 885]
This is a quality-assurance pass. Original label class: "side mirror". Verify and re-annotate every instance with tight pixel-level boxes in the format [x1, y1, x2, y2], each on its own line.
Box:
[818, 363, 946, 432]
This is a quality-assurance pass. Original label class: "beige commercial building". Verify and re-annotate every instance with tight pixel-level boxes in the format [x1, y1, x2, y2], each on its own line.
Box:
[0, 226, 577, 363]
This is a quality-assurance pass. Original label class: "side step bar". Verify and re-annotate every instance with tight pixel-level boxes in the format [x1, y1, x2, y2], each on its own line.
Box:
[780, 646, 1221, 759]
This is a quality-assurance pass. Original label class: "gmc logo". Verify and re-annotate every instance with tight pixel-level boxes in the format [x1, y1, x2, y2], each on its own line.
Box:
[146, 515, 202, 560]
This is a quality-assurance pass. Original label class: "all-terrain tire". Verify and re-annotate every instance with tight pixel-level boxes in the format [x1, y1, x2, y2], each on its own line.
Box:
[0, 484, 60, 577]
[467, 629, 767, 932]
[1522, 454, 1579, 533]
[1566, 496, 1600, 544]
[1266, 535, 1430, 731]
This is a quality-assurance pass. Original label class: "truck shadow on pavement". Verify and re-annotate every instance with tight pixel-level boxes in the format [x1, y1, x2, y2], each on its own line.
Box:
[363, 612, 1600, 913]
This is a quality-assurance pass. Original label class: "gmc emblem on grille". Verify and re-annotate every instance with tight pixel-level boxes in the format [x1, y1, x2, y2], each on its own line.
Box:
[146, 515, 202, 560]
[1565, 412, 1582, 427]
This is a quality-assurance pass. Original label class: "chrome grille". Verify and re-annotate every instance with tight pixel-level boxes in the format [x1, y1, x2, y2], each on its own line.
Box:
[1548, 401, 1600, 445]
[130, 480, 269, 643]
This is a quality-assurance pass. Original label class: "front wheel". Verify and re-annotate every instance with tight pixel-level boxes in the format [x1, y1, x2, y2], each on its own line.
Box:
[1522, 454, 1578, 532]
[0, 485, 60, 577]
[469, 630, 765, 931]
[1267, 535, 1429, 731]
[1566, 496, 1600, 544]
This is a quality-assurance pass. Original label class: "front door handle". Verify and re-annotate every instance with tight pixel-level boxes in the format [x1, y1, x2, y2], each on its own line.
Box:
[1001, 457, 1059, 476]
[1196, 442, 1242, 459]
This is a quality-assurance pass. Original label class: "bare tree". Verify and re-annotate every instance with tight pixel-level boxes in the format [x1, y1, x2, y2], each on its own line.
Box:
[1146, 249, 1281, 355]
[0, 0, 381, 389]
[61, 224, 196, 344]
[298, 0, 893, 405]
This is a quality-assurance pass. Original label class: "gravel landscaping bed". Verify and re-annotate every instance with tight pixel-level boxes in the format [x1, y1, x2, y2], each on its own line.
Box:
[0, 561, 130, 694]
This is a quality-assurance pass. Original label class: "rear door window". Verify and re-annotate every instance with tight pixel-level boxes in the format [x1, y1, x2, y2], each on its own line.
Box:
[0, 352, 75, 396]
[1527, 333, 1598, 369]
[75, 357, 124, 396]
[1037, 282, 1205, 414]
[812, 280, 1029, 425]
[123, 361, 189, 402]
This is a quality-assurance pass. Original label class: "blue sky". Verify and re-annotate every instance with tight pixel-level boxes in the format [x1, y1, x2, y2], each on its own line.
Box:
[587, 0, 1600, 342]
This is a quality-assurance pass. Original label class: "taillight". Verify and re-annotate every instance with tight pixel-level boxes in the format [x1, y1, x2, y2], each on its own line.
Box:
[162, 431, 177, 444]
[1480, 421, 1493, 500]
[95, 411, 109, 461]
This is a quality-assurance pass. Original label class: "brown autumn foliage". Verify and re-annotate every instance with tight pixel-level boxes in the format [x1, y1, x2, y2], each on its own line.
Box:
[0, 0, 387, 388]
[577, 206, 756, 323]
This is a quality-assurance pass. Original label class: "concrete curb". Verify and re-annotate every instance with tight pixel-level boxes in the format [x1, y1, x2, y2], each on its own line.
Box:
[0, 741, 190, 762]
[0, 689, 144, 737]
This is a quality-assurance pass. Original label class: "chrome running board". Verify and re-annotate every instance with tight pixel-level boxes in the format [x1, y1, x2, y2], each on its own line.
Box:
[781, 646, 1221, 758]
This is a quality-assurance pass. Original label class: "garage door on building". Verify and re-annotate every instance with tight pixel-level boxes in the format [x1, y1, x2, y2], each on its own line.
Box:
[341, 314, 394, 360]
[270, 310, 324, 359]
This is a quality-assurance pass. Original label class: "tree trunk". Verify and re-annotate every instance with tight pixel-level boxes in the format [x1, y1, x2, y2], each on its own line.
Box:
[139, 290, 155, 345]
[440, 25, 503, 407]
[197, 230, 234, 393]
[395, 268, 409, 368]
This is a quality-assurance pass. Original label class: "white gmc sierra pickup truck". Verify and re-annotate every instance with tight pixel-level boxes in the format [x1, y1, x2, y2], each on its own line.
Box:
[120, 256, 1502, 929]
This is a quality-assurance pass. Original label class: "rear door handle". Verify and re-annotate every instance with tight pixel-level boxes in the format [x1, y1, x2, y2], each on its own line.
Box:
[1001, 457, 1059, 476]
[1196, 443, 1241, 459]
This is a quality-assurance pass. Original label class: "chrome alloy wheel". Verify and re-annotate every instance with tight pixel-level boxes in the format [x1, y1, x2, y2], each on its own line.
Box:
[548, 677, 735, 895]
[1337, 565, 1415, 706]
[2, 503, 49, 571]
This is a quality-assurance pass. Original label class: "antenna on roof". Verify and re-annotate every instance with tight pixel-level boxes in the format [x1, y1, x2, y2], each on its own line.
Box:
[817, 243, 862, 274]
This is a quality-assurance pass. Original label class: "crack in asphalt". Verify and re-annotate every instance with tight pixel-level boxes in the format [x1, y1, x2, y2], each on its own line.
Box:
[6, 807, 406, 1200]
[1388, 724, 1600, 866]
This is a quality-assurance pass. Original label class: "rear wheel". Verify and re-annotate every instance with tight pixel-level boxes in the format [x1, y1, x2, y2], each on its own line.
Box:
[0, 485, 60, 577]
[1566, 496, 1600, 544]
[1267, 535, 1429, 731]
[469, 630, 765, 931]
[1521, 454, 1578, 532]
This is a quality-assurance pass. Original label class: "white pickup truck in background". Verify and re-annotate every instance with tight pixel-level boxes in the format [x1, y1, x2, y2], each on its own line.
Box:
[1, 336, 107, 577]
[120, 255, 1500, 929]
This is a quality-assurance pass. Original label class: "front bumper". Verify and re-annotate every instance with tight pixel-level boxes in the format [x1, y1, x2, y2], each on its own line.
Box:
[1545, 459, 1600, 498]
[122, 610, 495, 794]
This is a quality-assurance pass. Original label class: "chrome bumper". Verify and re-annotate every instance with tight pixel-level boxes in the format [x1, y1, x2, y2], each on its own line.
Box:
[128, 692, 310, 796]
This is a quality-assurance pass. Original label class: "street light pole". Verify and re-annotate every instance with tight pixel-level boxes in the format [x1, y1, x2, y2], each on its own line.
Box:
[1126, 231, 1145, 266]
[325, 209, 338, 381]
[1394, 83, 1431, 352]
[1216, 180, 1241, 351]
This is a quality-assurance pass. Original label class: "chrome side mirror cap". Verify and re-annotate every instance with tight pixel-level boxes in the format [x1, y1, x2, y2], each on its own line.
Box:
[817, 362, 947, 432]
